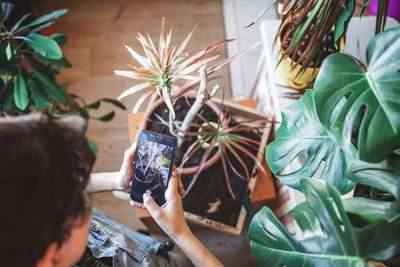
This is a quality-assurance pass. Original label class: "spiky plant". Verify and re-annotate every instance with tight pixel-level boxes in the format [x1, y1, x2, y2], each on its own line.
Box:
[248, 0, 389, 80]
[179, 111, 268, 199]
[115, 19, 259, 147]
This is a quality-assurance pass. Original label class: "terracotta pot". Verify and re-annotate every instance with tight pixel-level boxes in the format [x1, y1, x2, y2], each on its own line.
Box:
[139, 92, 225, 175]
[276, 17, 345, 89]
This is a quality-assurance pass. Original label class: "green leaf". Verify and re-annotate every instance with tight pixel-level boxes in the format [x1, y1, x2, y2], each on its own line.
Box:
[27, 78, 49, 109]
[33, 70, 64, 101]
[86, 100, 101, 109]
[245, 0, 278, 28]
[50, 33, 67, 46]
[344, 154, 400, 222]
[87, 139, 98, 153]
[266, 90, 354, 194]
[86, 98, 126, 110]
[360, 0, 372, 17]
[248, 179, 400, 266]
[0, 41, 8, 63]
[27, 55, 56, 80]
[100, 98, 126, 110]
[25, 9, 68, 28]
[96, 111, 115, 122]
[25, 33, 63, 59]
[0, 56, 19, 75]
[375, 0, 389, 35]
[38, 55, 72, 69]
[13, 69, 29, 110]
[10, 13, 31, 33]
[0, 78, 14, 112]
[314, 27, 400, 163]
[334, 0, 355, 45]
[1, 2, 14, 22]
[5, 42, 15, 61]
[30, 21, 55, 34]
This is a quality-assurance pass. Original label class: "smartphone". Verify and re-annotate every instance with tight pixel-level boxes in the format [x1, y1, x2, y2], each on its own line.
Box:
[130, 130, 176, 206]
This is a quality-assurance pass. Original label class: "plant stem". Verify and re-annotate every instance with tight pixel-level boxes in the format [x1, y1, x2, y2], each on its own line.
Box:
[176, 65, 219, 148]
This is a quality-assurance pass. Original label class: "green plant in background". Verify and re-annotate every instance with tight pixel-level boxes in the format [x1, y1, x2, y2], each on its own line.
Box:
[248, 0, 355, 76]
[276, 0, 354, 76]
[265, 90, 354, 194]
[313, 27, 400, 163]
[249, 179, 400, 266]
[0, 1, 125, 151]
[248, 0, 390, 89]
[250, 26, 400, 266]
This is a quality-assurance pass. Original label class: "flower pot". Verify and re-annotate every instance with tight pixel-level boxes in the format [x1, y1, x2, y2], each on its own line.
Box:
[181, 98, 275, 235]
[139, 92, 226, 175]
[276, 17, 345, 89]
[133, 98, 276, 235]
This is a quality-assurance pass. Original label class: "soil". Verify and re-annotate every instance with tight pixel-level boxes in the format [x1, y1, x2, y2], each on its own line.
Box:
[147, 97, 219, 167]
[146, 97, 261, 226]
[281, 22, 340, 68]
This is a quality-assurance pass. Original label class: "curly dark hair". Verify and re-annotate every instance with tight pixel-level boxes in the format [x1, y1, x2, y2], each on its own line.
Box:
[0, 113, 95, 266]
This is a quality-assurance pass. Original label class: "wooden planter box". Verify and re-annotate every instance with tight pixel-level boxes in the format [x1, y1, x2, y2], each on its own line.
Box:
[117, 98, 276, 235]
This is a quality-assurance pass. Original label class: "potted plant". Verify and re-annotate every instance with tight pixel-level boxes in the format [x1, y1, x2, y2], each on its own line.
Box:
[115, 19, 276, 234]
[0, 2, 125, 151]
[249, 26, 400, 265]
[249, 0, 391, 90]
[248, 0, 353, 89]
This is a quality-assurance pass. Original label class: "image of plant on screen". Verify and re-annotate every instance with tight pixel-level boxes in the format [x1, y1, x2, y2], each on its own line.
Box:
[134, 140, 174, 194]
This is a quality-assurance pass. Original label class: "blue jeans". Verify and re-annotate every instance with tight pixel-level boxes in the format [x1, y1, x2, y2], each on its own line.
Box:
[87, 208, 178, 267]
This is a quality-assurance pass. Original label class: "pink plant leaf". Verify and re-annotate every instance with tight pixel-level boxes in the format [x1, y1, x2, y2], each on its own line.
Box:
[223, 139, 250, 181]
[161, 86, 175, 119]
[180, 139, 202, 168]
[219, 145, 236, 199]
[159, 18, 166, 58]
[208, 41, 261, 75]
[173, 76, 222, 98]
[153, 113, 169, 127]
[183, 137, 218, 197]
[174, 23, 198, 60]
[124, 45, 155, 73]
[229, 135, 260, 151]
[178, 55, 220, 76]
[227, 140, 266, 174]
[221, 143, 248, 182]
[117, 82, 153, 100]
[132, 91, 155, 113]
[137, 33, 163, 74]
[114, 70, 150, 81]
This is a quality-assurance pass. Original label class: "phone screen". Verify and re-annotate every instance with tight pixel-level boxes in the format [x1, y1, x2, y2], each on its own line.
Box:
[131, 130, 176, 206]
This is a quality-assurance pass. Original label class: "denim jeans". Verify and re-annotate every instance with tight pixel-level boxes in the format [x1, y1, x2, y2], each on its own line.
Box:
[87, 208, 177, 267]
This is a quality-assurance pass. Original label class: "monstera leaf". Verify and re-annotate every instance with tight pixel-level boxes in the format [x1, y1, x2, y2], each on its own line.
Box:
[314, 27, 400, 163]
[266, 90, 354, 194]
[249, 179, 400, 266]
[344, 154, 400, 225]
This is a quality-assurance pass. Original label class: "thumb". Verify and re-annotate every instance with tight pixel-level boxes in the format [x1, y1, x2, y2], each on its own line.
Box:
[143, 193, 161, 218]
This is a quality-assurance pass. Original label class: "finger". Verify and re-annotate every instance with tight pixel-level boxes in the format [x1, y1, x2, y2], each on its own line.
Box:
[124, 141, 137, 163]
[177, 174, 185, 196]
[178, 182, 185, 196]
[130, 200, 145, 209]
[143, 193, 161, 218]
[173, 166, 185, 196]
[165, 174, 179, 200]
